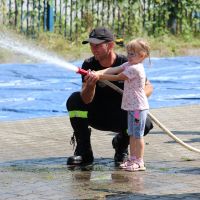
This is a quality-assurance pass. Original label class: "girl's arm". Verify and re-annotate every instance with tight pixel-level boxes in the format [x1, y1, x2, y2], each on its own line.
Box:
[98, 72, 128, 81]
[95, 65, 127, 81]
[96, 65, 124, 75]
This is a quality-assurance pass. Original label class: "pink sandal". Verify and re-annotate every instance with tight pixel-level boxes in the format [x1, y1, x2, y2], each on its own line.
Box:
[119, 159, 134, 169]
[125, 160, 146, 172]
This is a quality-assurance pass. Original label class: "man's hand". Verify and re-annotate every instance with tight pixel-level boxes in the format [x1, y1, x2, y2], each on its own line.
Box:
[84, 71, 99, 86]
[80, 71, 99, 104]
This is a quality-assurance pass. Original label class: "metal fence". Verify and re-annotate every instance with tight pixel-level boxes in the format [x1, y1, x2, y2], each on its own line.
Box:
[0, 0, 199, 40]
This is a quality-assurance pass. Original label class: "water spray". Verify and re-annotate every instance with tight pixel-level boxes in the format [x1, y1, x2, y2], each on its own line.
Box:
[0, 31, 88, 76]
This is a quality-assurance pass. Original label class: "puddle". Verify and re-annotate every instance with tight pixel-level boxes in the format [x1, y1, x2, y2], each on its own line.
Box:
[0, 157, 147, 199]
[1, 157, 200, 199]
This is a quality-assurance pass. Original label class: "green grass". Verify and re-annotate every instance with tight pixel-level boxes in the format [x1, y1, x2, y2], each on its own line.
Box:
[35, 31, 200, 59]
[35, 32, 92, 61]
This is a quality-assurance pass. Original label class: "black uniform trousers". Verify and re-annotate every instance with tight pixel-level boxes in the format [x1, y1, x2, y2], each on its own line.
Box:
[66, 91, 153, 153]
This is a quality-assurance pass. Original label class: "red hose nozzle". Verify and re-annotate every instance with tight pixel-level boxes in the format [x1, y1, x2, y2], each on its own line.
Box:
[76, 67, 88, 75]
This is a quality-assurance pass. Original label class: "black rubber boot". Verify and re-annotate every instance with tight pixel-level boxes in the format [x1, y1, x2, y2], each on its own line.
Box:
[112, 133, 129, 162]
[67, 128, 94, 165]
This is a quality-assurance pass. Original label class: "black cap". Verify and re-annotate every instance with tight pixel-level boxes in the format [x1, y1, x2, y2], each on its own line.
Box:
[82, 27, 114, 44]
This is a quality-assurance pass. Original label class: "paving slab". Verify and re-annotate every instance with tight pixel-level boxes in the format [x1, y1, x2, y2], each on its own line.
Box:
[0, 105, 200, 200]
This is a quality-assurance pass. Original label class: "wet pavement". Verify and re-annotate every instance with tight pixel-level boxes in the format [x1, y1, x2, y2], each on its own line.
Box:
[0, 105, 200, 199]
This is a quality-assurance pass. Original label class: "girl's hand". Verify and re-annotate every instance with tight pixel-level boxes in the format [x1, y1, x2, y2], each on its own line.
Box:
[90, 70, 100, 80]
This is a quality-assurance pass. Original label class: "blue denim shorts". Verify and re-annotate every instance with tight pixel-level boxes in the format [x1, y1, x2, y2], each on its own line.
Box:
[127, 110, 148, 138]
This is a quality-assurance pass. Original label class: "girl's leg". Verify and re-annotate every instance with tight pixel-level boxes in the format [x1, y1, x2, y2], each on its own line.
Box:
[129, 136, 137, 160]
[127, 111, 136, 160]
[120, 135, 136, 169]
[119, 133, 136, 169]
[135, 137, 145, 161]
[125, 138, 146, 172]
[124, 138, 146, 171]
[133, 110, 148, 161]
[124, 110, 147, 171]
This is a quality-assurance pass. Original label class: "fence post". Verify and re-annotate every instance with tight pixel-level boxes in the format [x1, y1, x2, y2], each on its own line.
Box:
[47, 1, 54, 32]
[43, 0, 47, 31]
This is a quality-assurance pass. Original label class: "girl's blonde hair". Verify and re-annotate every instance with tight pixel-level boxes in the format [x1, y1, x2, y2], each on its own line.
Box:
[126, 38, 150, 58]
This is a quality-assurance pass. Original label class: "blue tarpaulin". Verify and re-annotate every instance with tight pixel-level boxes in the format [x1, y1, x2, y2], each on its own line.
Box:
[0, 57, 199, 121]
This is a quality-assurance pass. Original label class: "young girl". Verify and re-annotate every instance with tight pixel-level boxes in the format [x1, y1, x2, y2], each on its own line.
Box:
[94, 38, 150, 171]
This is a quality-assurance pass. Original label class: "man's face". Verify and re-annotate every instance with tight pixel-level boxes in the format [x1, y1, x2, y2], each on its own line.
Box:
[90, 42, 110, 60]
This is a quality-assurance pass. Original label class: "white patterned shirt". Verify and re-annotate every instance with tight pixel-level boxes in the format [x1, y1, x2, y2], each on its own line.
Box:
[121, 62, 149, 111]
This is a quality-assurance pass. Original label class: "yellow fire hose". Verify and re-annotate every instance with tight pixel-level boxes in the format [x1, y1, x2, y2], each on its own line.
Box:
[101, 80, 200, 153]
